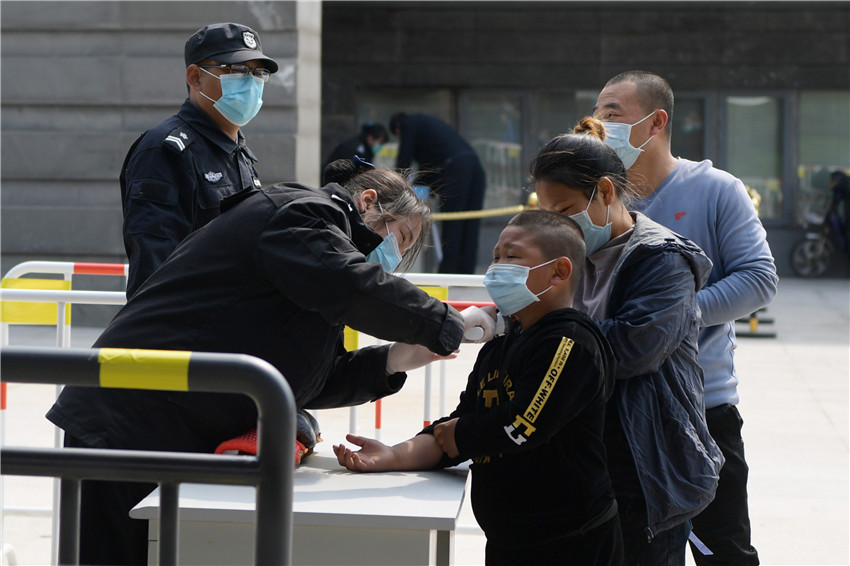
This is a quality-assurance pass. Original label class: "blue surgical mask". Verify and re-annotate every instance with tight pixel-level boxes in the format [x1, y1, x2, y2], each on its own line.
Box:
[602, 111, 656, 169]
[483, 258, 557, 316]
[370, 143, 383, 157]
[200, 68, 264, 127]
[365, 203, 403, 272]
[569, 187, 612, 256]
[367, 231, 402, 273]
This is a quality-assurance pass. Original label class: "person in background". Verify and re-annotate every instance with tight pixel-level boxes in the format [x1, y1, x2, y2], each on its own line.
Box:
[829, 170, 850, 262]
[48, 159, 496, 566]
[335, 209, 624, 566]
[594, 70, 777, 565]
[531, 118, 724, 565]
[390, 112, 486, 274]
[323, 122, 389, 183]
[120, 22, 278, 297]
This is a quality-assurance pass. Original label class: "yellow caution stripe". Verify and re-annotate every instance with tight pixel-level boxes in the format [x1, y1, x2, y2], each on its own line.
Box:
[432, 205, 525, 221]
[98, 348, 191, 391]
[418, 286, 449, 300]
[343, 326, 359, 351]
[1, 278, 72, 325]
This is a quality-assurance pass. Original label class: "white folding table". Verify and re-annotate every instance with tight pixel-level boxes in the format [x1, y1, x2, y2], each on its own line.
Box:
[130, 453, 470, 566]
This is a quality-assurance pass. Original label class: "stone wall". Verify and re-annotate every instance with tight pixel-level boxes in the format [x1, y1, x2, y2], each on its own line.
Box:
[1, 0, 321, 323]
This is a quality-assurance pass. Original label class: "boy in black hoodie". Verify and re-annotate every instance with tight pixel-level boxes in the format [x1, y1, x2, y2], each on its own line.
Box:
[334, 210, 623, 565]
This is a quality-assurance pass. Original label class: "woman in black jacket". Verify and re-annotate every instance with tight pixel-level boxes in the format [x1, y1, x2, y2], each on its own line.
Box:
[47, 158, 492, 566]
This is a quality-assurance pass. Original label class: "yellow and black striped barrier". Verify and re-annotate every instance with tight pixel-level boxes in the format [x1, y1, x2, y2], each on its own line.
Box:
[0, 346, 296, 566]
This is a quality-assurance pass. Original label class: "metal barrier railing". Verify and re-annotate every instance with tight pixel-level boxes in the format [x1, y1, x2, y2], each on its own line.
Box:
[2, 261, 128, 280]
[0, 285, 128, 565]
[1, 261, 128, 350]
[0, 346, 295, 566]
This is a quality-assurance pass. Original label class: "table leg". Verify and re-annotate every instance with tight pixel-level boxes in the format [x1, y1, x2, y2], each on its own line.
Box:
[436, 529, 455, 566]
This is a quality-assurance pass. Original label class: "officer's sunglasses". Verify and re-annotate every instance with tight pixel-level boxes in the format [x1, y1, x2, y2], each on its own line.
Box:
[200, 64, 271, 83]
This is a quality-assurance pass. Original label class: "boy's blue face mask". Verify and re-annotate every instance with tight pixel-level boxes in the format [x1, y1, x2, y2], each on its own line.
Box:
[483, 258, 556, 315]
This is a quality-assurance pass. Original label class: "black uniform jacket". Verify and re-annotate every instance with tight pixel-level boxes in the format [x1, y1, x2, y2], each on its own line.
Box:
[394, 114, 479, 187]
[48, 182, 463, 453]
[120, 99, 262, 297]
[423, 309, 618, 549]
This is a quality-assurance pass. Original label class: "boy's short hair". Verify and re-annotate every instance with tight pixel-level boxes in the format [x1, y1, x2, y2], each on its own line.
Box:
[507, 210, 585, 283]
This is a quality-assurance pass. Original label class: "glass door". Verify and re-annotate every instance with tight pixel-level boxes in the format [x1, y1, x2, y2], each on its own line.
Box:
[724, 95, 785, 220]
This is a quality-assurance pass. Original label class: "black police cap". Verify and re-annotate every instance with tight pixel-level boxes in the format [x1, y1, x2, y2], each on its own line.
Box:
[184, 22, 278, 74]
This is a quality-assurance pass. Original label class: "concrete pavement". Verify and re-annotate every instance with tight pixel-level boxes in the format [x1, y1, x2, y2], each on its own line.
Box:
[1, 276, 848, 565]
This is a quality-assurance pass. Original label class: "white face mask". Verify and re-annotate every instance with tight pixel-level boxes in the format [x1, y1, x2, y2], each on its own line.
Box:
[602, 111, 656, 169]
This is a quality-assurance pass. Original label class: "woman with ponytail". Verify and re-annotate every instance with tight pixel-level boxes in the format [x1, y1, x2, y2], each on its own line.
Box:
[529, 118, 724, 566]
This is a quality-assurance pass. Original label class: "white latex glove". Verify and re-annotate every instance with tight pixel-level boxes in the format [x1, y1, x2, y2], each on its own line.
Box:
[386, 342, 458, 374]
[460, 305, 498, 343]
[495, 312, 509, 335]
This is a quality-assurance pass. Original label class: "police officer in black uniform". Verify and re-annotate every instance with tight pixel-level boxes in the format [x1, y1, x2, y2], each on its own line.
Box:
[389, 113, 486, 274]
[120, 22, 278, 297]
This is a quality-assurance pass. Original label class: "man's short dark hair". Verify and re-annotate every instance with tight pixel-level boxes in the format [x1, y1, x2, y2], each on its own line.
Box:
[606, 70, 674, 133]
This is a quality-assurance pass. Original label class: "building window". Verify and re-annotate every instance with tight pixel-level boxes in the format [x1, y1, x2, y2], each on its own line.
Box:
[725, 96, 784, 220]
[797, 91, 850, 226]
[671, 97, 706, 162]
[461, 93, 525, 210]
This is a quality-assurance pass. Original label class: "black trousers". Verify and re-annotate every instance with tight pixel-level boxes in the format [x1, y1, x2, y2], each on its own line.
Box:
[690, 404, 760, 565]
[484, 515, 625, 566]
[437, 154, 486, 274]
[616, 494, 690, 566]
[64, 434, 154, 566]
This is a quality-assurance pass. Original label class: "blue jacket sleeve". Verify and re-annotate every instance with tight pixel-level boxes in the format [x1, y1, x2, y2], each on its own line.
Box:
[598, 251, 699, 380]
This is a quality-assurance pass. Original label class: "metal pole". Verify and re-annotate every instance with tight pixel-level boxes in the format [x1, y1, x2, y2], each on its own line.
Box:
[424, 364, 433, 427]
[158, 482, 180, 566]
[58, 478, 80, 566]
[52, 301, 68, 566]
